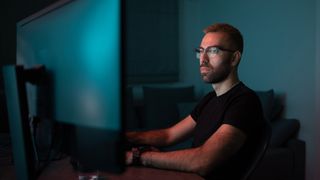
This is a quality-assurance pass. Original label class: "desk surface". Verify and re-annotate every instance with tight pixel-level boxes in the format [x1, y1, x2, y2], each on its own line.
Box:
[37, 157, 204, 180]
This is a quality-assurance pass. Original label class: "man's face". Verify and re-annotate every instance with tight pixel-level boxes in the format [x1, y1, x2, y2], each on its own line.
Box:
[198, 32, 235, 84]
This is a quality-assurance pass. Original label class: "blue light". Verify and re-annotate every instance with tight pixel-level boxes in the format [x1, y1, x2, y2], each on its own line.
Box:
[80, 1, 120, 82]
[17, 0, 121, 130]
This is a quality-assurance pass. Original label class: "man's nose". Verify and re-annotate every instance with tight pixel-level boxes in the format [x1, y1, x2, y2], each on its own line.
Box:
[200, 54, 209, 66]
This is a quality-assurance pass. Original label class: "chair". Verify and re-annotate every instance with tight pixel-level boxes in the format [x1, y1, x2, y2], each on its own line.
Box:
[241, 122, 272, 180]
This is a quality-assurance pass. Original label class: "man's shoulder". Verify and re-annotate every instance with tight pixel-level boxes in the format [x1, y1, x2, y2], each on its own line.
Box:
[226, 82, 262, 108]
[230, 82, 258, 98]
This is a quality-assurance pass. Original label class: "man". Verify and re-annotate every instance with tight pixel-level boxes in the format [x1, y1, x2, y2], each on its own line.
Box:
[126, 23, 265, 179]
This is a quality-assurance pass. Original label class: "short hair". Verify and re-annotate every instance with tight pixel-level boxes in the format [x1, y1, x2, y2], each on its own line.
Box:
[204, 23, 244, 53]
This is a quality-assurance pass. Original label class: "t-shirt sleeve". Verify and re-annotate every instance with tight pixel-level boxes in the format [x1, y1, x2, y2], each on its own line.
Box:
[223, 92, 264, 135]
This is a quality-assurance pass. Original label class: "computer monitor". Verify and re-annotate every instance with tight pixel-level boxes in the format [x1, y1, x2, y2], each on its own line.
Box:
[11, 0, 124, 178]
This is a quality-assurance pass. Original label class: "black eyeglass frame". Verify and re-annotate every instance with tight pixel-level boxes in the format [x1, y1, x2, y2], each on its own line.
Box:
[195, 45, 237, 59]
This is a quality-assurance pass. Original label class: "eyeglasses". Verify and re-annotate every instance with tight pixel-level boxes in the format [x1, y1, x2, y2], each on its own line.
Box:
[195, 46, 236, 59]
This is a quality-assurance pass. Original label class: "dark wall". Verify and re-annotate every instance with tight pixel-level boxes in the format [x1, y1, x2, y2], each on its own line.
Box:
[0, 1, 16, 65]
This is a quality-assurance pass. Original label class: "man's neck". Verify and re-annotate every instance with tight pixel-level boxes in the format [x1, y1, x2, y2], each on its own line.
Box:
[212, 77, 240, 96]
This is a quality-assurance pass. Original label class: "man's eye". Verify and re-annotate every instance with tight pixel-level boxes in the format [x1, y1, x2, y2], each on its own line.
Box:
[208, 48, 219, 54]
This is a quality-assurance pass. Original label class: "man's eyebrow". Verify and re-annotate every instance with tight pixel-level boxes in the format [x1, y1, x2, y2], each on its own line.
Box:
[199, 45, 220, 49]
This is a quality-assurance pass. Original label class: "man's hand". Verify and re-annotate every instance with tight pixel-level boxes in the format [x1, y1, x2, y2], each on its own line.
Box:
[126, 151, 133, 165]
[125, 146, 160, 166]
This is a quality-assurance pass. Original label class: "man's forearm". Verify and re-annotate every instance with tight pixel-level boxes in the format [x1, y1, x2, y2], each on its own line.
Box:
[136, 124, 246, 176]
[140, 147, 211, 176]
[126, 128, 171, 147]
[126, 116, 196, 147]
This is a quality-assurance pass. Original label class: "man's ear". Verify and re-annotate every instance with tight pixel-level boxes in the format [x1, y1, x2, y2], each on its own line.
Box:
[231, 51, 241, 67]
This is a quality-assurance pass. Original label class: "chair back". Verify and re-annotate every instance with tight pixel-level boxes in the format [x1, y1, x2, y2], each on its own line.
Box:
[241, 122, 272, 180]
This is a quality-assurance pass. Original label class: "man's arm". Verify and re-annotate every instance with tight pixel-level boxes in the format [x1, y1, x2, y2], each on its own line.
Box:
[126, 115, 196, 147]
[128, 124, 246, 176]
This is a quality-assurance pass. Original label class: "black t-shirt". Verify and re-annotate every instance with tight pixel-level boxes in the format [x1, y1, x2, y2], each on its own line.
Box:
[191, 82, 265, 179]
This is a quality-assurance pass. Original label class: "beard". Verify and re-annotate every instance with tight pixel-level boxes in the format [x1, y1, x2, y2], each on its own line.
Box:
[200, 60, 232, 84]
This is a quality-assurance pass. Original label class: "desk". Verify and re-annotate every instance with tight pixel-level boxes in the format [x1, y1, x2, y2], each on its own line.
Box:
[38, 157, 204, 180]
